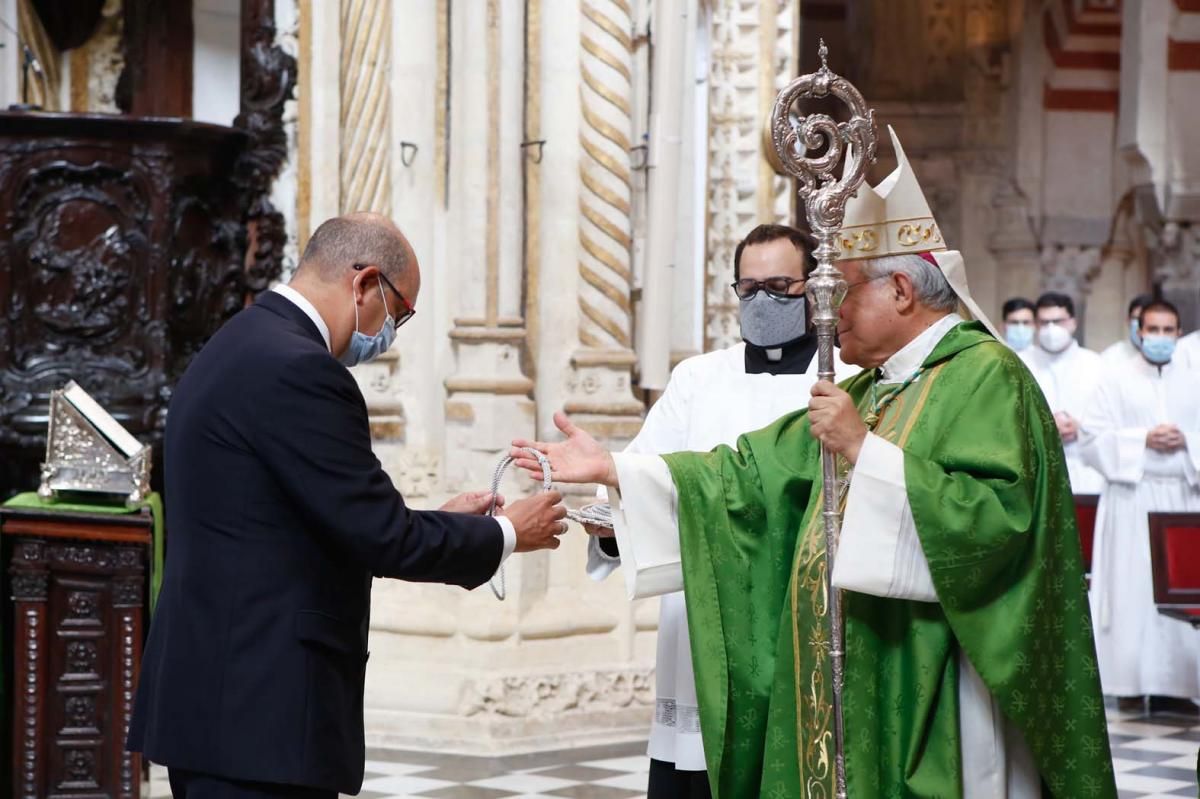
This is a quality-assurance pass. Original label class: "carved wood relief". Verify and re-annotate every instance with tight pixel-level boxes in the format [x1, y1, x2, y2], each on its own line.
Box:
[4, 506, 151, 799]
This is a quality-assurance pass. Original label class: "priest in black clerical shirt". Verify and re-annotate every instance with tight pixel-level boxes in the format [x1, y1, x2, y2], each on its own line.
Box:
[579, 224, 858, 799]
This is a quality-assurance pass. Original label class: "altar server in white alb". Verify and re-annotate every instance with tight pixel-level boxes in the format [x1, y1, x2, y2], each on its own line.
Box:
[1082, 299, 1200, 713]
[585, 223, 857, 799]
[1177, 329, 1200, 371]
[1021, 292, 1105, 493]
[1100, 293, 1153, 367]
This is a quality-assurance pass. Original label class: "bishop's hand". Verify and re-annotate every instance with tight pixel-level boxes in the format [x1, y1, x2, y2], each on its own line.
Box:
[511, 411, 618, 487]
[809, 380, 868, 464]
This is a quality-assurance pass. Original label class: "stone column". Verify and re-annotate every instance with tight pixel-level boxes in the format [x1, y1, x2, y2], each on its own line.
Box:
[704, 0, 799, 351]
[563, 0, 643, 445]
[441, 0, 538, 497]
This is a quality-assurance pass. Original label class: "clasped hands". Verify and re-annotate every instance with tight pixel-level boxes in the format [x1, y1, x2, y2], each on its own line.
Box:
[438, 489, 569, 554]
[1147, 423, 1187, 453]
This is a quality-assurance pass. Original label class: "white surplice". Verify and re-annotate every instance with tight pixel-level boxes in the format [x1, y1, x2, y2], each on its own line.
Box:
[1100, 337, 1139, 367]
[1020, 341, 1106, 493]
[607, 314, 1040, 798]
[1177, 331, 1200, 371]
[1080, 355, 1200, 698]
[587, 341, 856, 770]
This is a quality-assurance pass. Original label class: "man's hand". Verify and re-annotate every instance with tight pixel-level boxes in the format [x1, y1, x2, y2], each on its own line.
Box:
[1055, 412, 1079, 443]
[1148, 424, 1186, 452]
[440, 490, 501, 515]
[511, 411, 619, 487]
[503, 491, 569, 552]
[809, 381, 868, 464]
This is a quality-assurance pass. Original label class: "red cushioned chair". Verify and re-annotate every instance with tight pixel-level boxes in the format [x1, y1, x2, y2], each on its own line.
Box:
[1148, 511, 1200, 627]
[1074, 494, 1100, 587]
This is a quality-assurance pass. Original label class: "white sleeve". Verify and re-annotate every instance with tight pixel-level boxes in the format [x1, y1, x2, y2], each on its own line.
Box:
[1079, 381, 1145, 485]
[585, 533, 621, 581]
[830, 433, 938, 602]
[1183, 432, 1200, 488]
[609, 452, 683, 599]
[494, 516, 517, 563]
[584, 362, 694, 580]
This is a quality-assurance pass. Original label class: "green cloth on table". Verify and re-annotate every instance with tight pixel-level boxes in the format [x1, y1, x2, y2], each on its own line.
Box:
[4, 491, 165, 612]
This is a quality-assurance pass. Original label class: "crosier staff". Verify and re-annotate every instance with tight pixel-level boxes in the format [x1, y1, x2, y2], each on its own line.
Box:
[767, 40, 876, 799]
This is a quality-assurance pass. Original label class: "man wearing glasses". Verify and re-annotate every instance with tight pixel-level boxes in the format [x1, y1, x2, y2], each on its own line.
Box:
[129, 213, 569, 799]
[583, 223, 857, 799]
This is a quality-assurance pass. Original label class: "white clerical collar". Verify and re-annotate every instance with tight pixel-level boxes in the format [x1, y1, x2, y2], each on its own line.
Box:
[879, 312, 963, 384]
[272, 283, 332, 352]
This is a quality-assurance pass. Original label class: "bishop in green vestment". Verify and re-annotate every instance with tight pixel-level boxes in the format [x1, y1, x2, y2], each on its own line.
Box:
[513, 130, 1115, 799]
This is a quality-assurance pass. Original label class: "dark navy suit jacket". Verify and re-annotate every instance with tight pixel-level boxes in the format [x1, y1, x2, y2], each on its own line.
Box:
[128, 290, 502, 794]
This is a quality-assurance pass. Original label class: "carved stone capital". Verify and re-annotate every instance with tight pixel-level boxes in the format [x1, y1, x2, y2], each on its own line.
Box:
[1039, 244, 1103, 298]
[1147, 222, 1200, 288]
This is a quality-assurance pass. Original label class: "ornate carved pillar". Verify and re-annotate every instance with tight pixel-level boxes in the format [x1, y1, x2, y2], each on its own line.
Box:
[9, 540, 49, 799]
[565, 0, 642, 442]
[234, 0, 297, 294]
[703, 0, 799, 351]
[338, 0, 391, 217]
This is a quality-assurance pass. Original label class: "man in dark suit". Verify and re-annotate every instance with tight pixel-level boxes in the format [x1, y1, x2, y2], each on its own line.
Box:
[128, 214, 568, 798]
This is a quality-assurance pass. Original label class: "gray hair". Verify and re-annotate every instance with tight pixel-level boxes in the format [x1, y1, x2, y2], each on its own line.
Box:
[860, 253, 958, 312]
[297, 213, 409, 283]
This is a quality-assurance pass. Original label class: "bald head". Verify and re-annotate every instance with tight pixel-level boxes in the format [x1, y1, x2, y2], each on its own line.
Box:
[297, 213, 413, 284]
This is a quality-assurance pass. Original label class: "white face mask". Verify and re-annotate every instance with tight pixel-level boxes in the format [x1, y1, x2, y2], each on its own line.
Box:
[1037, 323, 1073, 353]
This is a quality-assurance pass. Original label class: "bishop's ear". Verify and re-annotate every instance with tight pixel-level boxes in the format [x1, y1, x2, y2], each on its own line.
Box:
[891, 272, 917, 313]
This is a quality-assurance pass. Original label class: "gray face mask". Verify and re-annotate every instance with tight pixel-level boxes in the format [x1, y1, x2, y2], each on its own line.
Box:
[739, 292, 807, 348]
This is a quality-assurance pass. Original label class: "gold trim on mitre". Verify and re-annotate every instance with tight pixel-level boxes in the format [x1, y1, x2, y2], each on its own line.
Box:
[835, 126, 946, 262]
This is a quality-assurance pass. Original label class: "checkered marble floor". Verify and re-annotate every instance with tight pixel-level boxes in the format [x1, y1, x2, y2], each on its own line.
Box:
[144, 707, 1199, 798]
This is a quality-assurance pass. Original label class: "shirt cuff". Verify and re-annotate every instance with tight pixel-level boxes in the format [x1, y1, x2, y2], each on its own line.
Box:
[494, 515, 517, 565]
[831, 432, 938, 602]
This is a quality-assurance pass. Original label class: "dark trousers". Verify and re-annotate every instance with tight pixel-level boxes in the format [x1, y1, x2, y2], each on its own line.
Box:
[647, 758, 713, 799]
[167, 769, 336, 799]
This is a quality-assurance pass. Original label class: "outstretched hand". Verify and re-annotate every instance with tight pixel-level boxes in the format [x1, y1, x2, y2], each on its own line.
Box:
[511, 411, 619, 487]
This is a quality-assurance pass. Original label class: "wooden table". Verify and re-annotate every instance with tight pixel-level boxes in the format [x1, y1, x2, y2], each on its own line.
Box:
[3, 503, 152, 799]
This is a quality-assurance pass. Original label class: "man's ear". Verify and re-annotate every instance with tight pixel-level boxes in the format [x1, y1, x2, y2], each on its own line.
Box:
[892, 272, 916, 312]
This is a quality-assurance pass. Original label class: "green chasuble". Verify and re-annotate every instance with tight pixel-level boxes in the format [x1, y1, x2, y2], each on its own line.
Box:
[663, 321, 1116, 799]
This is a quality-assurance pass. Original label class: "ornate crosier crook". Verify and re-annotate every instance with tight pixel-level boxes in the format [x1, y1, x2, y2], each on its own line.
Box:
[768, 40, 877, 799]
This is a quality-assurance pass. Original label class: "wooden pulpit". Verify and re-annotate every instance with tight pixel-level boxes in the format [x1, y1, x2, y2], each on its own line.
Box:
[1148, 511, 1200, 626]
[3, 503, 153, 799]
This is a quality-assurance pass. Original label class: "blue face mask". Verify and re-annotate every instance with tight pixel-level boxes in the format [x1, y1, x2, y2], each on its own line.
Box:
[1005, 324, 1034, 351]
[339, 278, 397, 367]
[1129, 318, 1141, 349]
[1141, 334, 1176, 365]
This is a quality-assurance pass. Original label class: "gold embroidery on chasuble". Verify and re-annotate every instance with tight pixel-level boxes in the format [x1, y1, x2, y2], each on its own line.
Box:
[788, 364, 947, 797]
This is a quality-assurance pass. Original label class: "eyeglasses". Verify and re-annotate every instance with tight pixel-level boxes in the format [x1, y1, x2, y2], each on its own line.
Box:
[842, 275, 886, 297]
[354, 263, 415, 329]
[731, 276, 805, 300]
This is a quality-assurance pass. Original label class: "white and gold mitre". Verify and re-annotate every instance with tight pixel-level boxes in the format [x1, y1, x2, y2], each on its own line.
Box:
[835, 125, 1001, 338]
[835, 126, 944, 262]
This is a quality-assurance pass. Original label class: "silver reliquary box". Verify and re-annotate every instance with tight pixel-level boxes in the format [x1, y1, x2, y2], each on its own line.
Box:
[38, 381, 151, 507]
